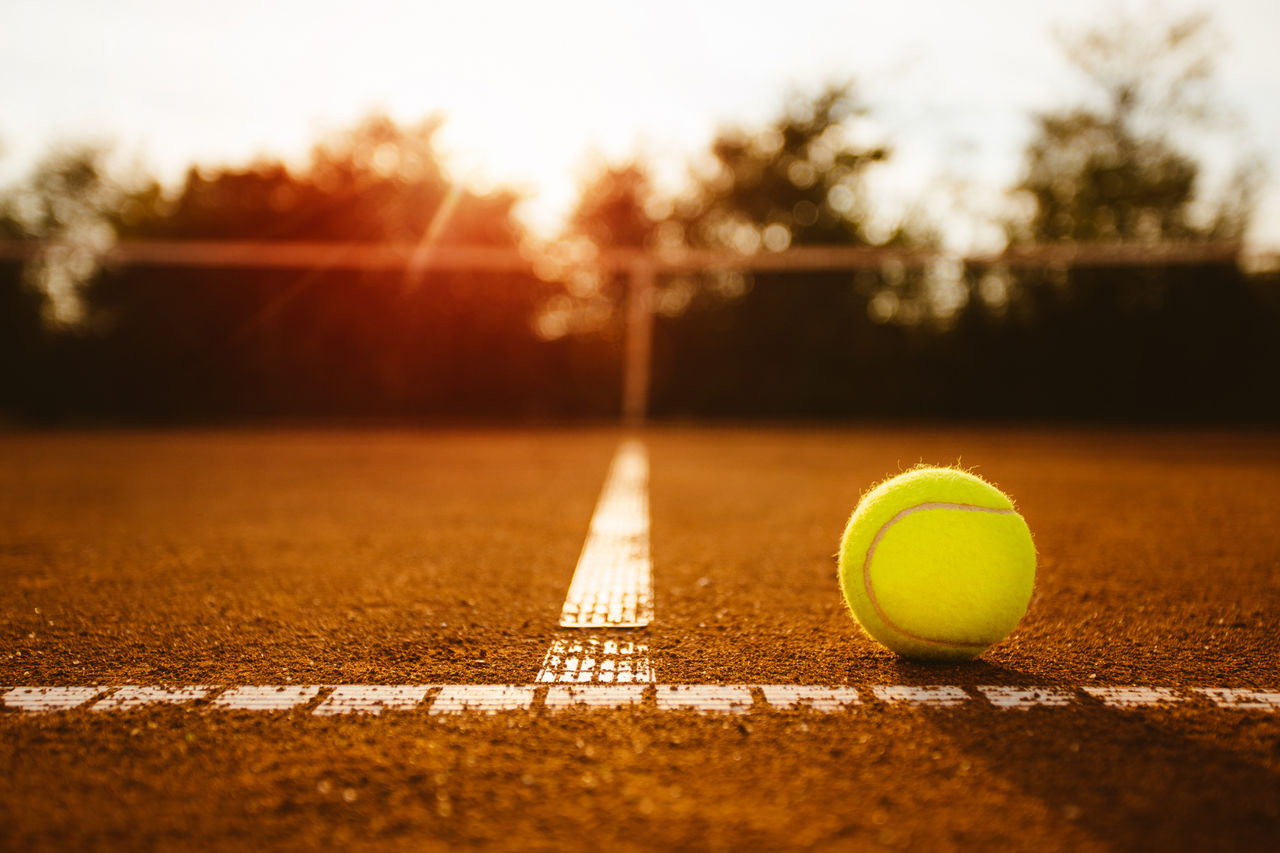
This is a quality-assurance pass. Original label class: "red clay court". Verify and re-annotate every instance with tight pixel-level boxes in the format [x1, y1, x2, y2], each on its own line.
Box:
[2, 425, 1278, 850]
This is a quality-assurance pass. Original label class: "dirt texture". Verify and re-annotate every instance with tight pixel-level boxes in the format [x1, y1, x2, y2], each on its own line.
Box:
[2, 426, 1279, 851]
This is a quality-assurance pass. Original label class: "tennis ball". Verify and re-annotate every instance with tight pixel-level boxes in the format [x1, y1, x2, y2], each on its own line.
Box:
[838, 466, 1035, 660]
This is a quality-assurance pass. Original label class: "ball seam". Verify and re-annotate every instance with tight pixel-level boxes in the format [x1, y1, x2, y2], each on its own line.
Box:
[862, 501, 1018, 650]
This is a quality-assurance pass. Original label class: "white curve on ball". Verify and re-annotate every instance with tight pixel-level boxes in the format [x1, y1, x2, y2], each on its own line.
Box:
[862, 502, 1019, 649]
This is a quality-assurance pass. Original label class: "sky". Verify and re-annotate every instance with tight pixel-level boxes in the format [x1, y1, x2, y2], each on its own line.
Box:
[2, 0, 1278, 250]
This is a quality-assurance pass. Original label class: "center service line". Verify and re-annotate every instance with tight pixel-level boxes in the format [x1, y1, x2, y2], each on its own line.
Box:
[558, 438, 653, 628]
[535, 439, 655, 684]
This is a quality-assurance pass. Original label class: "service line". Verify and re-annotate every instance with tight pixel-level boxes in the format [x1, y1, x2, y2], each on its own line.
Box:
[533, 439, 656, 684]
[3, 684, 1279, 716]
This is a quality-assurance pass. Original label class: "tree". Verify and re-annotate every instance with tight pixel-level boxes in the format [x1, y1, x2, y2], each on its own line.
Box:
[631, 84, 943, 415]
[73, 114, 554, 419]
[971, 10, 1270, 421]
[124, 114, 520, 246]
[0, 145, 160, 327]
[1010, 11, 1251, 245]
[673, 83, 895, 252]
[533, 161, 657, 341]
[568, 161, 656, 251]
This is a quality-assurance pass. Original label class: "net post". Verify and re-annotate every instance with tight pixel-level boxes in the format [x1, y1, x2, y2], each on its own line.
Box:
[622, 259, 656, 425]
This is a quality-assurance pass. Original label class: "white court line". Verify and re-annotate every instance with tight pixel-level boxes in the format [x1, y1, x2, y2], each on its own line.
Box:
[535, 637, 654, 684]
[211, 685, 323, 711]
[977, 686, 1076, 710]
[761, 685, 861, 711]
[3, 684, 1275, 715]
[654, 685, 755, 714]
[545, 684, 647, 710]
[1195, 688, 1280, 710]
[90, 685, 212, 712]
[558, 439, 653, 628]
[873, 685, 970, 707]
[1, 686, 104, 713]
[1082, 686, 1185, 709]
[313, 685, 434, 716]
[429, 685, 536, 715]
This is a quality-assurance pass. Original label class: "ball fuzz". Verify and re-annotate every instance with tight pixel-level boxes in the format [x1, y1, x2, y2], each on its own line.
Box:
[838, 467, 1036, 660]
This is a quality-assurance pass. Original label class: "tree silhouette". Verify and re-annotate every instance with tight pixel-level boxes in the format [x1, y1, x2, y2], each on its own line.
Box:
[674, 83, 894, 252]
[568, 162, 657, 252]
[1010, 11, 1250, 245]
[955, 9, 1271, 421]
[66, 115, 555, 419]
[634, 84, 941, 416]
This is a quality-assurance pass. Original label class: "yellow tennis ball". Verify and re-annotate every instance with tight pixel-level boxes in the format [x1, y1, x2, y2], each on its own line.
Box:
[838, 466, 1036, 660]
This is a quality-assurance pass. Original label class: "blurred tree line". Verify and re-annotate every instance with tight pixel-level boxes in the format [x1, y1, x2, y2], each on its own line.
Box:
[1, 11, 1277, 422]
[564, 12, 1277, 420]
[946, 11, 1272, 419]
[0, 117, 619, 419]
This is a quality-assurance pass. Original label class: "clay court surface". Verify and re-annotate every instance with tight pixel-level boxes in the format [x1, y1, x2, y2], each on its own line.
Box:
[2, 425, 1279, 850]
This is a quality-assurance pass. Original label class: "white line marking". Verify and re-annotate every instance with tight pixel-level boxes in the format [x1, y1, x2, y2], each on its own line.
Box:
[655, 685, 754, 714]
[977, 686, 1076, 709]
[1, 686, 103, 713]
[535, 637, 654, 684]
[1082, 686, 1186, 708]
[90, 685, 212, 712]
[5, 684, 1278, 716]
[429, 685, 536, 715]
[559, 439, 653, 628]
[760, 685, 861, 711]
[1194, 688, 1280, 710]
[312, 685, 433, 716]
[545, 684, 647, 710]
[872, 685, 970, 707]
[211, 685, 323, 711]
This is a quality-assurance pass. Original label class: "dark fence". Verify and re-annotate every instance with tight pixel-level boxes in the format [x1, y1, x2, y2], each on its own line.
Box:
[3, 248, 1278, 423]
